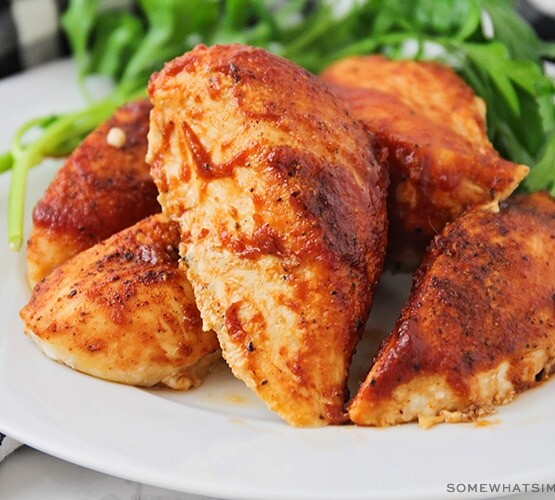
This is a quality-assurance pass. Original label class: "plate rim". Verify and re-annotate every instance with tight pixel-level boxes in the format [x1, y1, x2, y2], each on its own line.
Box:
[1, 59, 555, 500]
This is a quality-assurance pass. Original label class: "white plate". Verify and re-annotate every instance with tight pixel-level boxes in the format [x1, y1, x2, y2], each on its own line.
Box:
[1, 60, 555, 500]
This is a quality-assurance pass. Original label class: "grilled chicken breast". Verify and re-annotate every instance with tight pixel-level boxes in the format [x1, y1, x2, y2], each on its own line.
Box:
[27, 99, 160, 287]
[20, 214, 221, 389]
[321, 55, 528, 268]
[147, 44, 388, 426]
[349, 192, 555, 428]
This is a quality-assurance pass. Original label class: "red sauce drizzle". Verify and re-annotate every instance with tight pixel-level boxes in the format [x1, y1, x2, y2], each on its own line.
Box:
[180, 122, 259, 179]
[221, 224, 286, 259]
[225, 302, 247, 342]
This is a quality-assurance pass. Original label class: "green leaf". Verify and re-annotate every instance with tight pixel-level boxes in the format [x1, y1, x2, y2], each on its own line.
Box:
[535, 77, 555, 135]
[88, 12, 144, 80]
[60, 0, 101, 85]
[540, 41, 555, 59]
[494, 121, 535, 167]
[504, 59, 544, 95]
[414, 0, 460, 35]
[462, 42, 520, 115]
[522, 134, 555, 196]
[221, 0, 252, 31]
[453, 0, 482, 40]
[481, 0, 543, 62]
[118, 0, 219, 92]
[372, 0, 412, 35]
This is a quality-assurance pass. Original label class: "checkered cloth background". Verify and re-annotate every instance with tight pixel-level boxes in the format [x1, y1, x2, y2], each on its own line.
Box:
[0, 0, 69, 78]
[0, 0, 553, 464]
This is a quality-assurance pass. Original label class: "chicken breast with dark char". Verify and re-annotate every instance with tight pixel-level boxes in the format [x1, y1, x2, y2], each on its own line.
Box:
[147, 44, 388, 426]
[321, 55, 528, 268]
[349, 192, 555, 428]
[27, 99, 160, 287]
[21, 214, 221, 389]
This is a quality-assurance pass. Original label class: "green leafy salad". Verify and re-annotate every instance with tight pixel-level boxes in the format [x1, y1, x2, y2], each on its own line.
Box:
[2, 0, 555, 250]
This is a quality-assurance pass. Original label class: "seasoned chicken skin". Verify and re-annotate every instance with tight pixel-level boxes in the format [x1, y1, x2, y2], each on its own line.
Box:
[321, 56, 528, 268]
[147, 44, 388, 426]
[349, 192, 555, 428]
[27, 99, 160, 287]
[20, 214, 221, 389]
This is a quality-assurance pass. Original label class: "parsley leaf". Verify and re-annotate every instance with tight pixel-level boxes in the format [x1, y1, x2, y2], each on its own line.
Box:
[4, 0, 555, 249]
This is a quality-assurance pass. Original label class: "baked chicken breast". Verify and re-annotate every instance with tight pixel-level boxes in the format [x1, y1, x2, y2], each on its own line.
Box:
[20, 214, 220, 389]
[320, 55, 529, 268]
[147, 44, 388, 426]
[349, 192, 555, 428]
[27, 99, 160, 287]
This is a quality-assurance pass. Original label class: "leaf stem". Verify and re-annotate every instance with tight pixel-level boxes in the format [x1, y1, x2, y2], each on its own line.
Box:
[7, 96, 122, 250]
